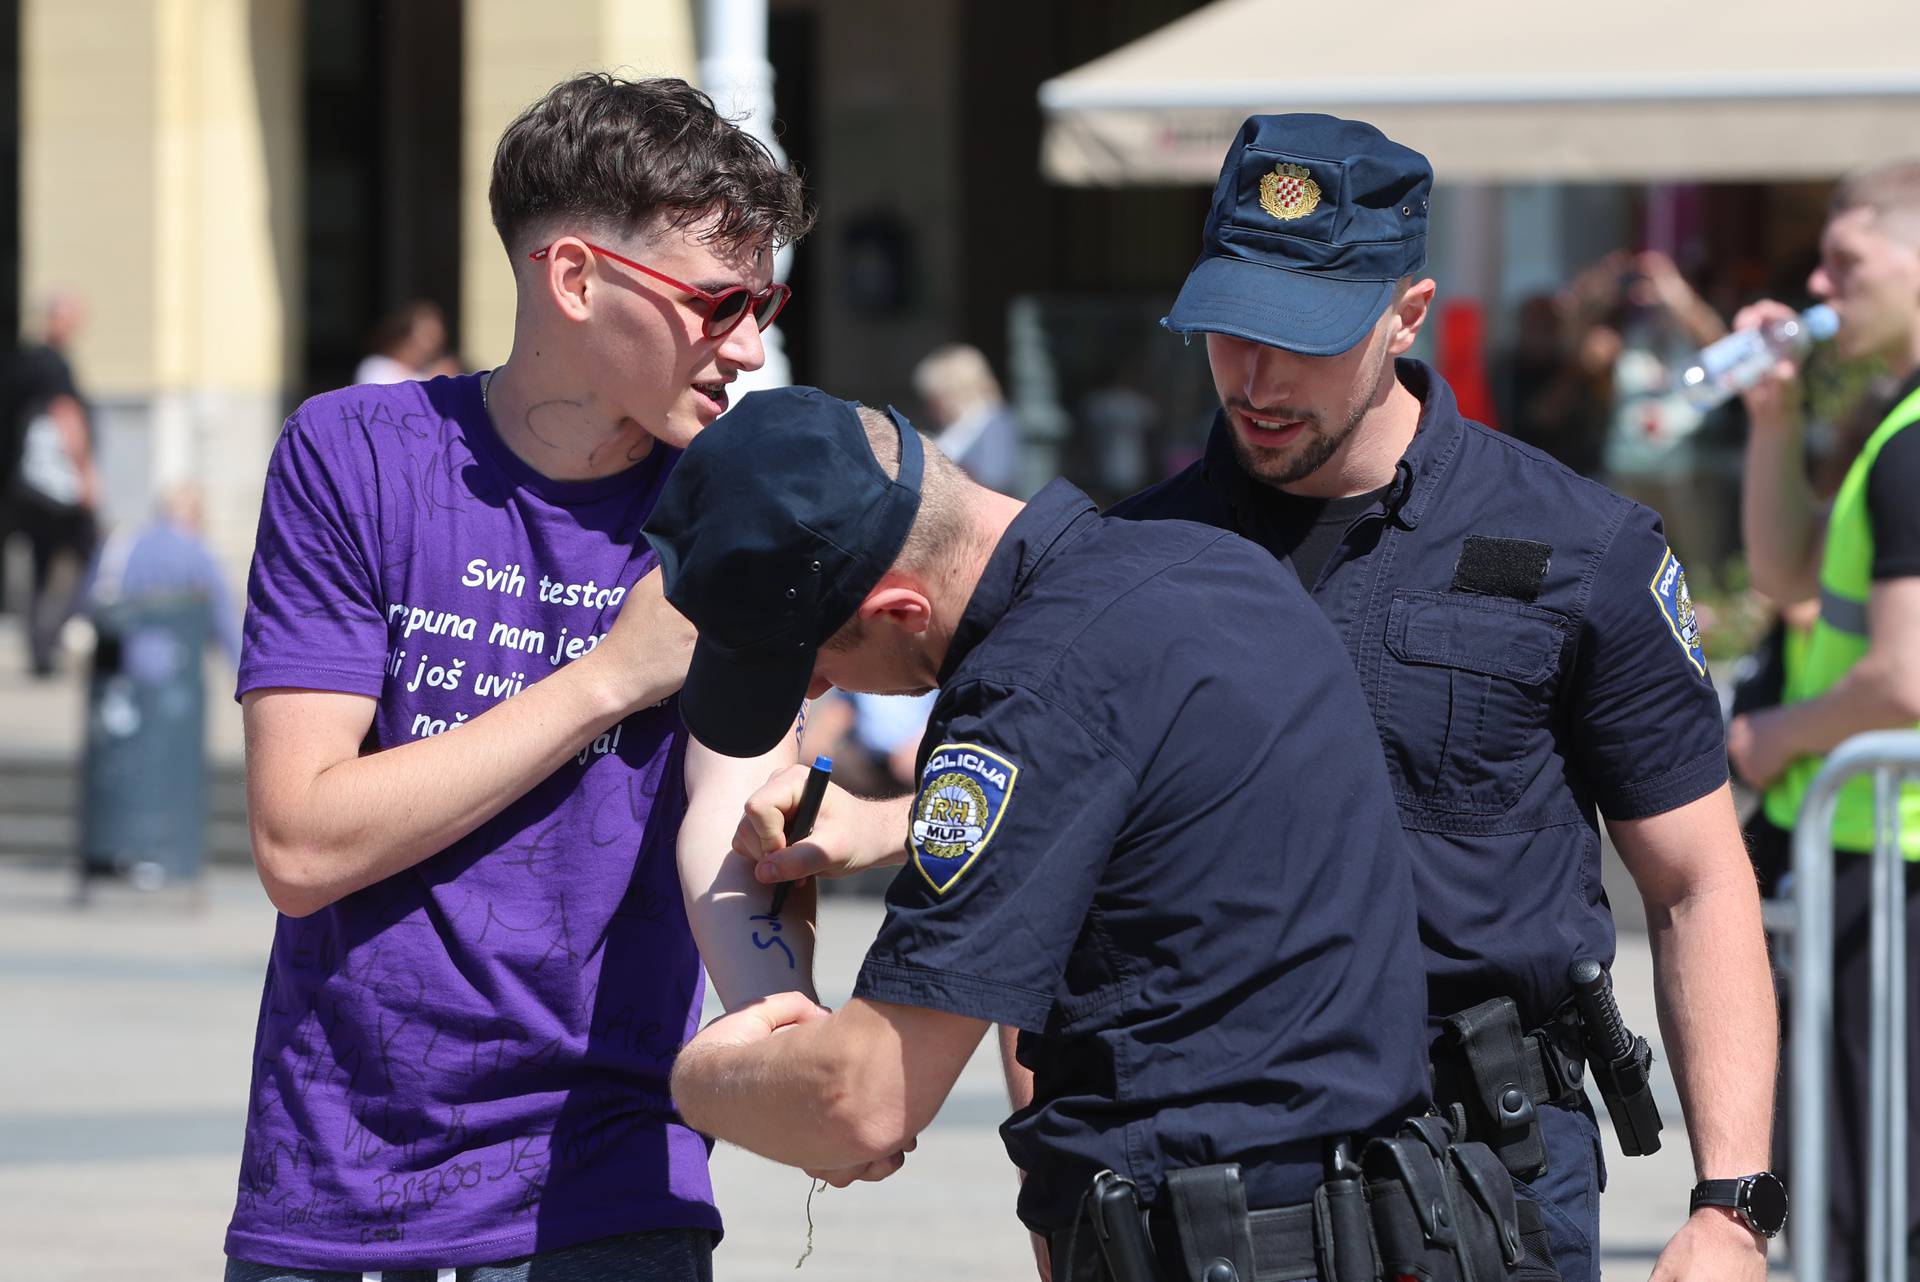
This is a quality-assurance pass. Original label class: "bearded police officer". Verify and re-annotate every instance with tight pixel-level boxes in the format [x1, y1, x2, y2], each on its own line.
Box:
[650, 387, 1546, 1282]
[1107, 116, 1781, 1282]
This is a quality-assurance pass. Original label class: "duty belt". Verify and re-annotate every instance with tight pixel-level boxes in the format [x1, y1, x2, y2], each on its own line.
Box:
[1051, 1124, 1559, 1282]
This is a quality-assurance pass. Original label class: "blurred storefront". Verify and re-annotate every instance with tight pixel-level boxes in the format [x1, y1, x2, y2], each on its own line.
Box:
[11, 0, 697, 597]
[4, 0, 1219, 592]
[9, 0, 1920, 591]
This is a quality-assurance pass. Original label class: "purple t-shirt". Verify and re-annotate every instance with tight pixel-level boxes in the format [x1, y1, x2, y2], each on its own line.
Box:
[226, 375, 716, 1270]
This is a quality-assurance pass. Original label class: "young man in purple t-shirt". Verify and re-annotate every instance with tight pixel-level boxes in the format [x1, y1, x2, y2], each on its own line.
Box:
[224, 75, 813, 1281]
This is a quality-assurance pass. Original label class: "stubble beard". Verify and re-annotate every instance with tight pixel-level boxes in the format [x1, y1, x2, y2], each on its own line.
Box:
[1222, 339, 1394, 489]
[1226, 400, 1367, 488]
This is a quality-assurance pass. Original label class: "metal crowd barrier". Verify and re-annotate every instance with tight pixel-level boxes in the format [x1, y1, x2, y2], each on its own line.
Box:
[1793, 730, 1920, 1282]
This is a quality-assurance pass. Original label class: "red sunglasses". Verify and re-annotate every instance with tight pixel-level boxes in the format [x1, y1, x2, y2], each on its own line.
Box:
[530, 240, 791, 339]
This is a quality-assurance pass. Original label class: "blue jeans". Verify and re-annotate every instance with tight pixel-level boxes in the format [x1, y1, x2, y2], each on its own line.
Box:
[225, 1227, 714, 1282]
[1513, 1101, 1605, 1282]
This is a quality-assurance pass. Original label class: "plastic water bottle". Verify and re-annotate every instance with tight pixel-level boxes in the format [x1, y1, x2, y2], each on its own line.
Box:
[1677, 304, 1840, 410]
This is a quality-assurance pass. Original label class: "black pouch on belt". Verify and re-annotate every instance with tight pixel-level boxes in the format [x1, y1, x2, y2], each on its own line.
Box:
[1164, 1165, 1258, 1282]
[1362, 1115, 1561, 1282]
[1434, 998, 1549, 1179]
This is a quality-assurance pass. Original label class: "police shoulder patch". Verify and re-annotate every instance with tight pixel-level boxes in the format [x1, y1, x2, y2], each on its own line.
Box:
[910, 742, 1020, 895]
[1648, 547, 1707, 678]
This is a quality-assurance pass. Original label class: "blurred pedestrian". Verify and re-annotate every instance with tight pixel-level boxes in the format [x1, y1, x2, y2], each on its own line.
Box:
[4, 292, 100, 677]
[78, 483, 238, 892]
[912, 342, 1022, 493]
[1114, 115, 1778, 1282]
[352, 299, 460, 384]
[1586, 250, 1733, 564]
[1728, 159, 1920, 1282]
[88, 482, 241, 666]
[223, 74, 811, 1281]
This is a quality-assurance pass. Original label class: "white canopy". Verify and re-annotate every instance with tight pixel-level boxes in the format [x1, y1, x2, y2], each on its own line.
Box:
[1039, 0, 1920, 184]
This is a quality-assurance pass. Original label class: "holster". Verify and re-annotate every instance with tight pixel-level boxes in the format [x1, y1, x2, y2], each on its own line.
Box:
[1430, 998, 1585, 1179]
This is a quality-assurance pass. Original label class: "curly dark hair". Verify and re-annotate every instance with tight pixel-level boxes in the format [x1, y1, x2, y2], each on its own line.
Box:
[489, 73, 812, 257]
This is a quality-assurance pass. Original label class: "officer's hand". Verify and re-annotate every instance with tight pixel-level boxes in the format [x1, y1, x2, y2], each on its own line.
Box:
[1648, 1206, 1767, 1282]
[735, 766, 909, 882]
[691, 990, 830, 1051]
[1727, 710, 1796, 791]
[584, 567, 696, 716]
[803, 1138, 917, 1188]
[1729, 300, 1806, 431]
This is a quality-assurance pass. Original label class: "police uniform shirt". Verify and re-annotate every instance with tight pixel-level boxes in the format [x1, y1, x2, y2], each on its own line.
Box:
[852, 480, 1431, 1233]
[1112, 360, 1728, 1029]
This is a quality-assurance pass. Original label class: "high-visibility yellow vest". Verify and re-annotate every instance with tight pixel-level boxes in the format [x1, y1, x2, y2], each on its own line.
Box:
[1764, 384, 1920, 855]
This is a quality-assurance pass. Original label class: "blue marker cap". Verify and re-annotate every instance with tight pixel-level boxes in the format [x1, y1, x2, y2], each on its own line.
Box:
[813, 755, 834, 772]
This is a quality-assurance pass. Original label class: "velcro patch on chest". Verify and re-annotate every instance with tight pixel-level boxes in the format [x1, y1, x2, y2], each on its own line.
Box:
[1649, 547, 1708, 678]
[910, 743, 1020, 895]
[1450, 536, 1552, 601]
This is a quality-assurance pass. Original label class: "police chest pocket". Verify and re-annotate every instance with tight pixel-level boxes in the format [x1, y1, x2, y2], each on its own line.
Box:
[1380, 590, 1569, 815]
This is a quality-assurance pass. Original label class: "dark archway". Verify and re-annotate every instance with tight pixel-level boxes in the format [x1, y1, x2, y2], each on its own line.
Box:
[301, 0, 462, 399]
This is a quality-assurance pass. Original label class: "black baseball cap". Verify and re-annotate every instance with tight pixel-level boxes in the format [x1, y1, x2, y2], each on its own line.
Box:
[641, 386, 924, 757]
[1164, 113, 1432, 357]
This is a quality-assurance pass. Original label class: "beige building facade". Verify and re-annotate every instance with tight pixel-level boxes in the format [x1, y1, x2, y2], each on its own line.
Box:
[17, 0, 699, 593]
[11, 0, 1221, 601]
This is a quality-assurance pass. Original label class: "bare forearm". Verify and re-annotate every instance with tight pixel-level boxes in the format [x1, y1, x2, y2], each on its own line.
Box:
[1645, 867, 1777, 1176]
[1741, 425, 1820, 603]
[672, 1025, 874, 1169]
[682, 841, 818, 1010]
[680, 737, 817, 1008]
[866, 792, 915, 866]
[1770, 662, 1920, 762]
[252, 655, 653, 913]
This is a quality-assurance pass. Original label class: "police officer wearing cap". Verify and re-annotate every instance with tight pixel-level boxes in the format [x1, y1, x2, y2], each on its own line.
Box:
[1110, 116, 1782, 1282]
[651, 386, 1451, 1281]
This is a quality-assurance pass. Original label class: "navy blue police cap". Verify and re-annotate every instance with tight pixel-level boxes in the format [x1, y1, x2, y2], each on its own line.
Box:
[641, 386, 924, 758]
[1164, 113, 1432, 357]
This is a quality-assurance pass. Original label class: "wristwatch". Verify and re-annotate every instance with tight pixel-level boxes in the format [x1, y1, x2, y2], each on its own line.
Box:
[1690, 1172, 1789, 1238]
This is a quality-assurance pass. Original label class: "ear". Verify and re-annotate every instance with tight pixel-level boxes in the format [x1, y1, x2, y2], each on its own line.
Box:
[540, 238, 595, 324]
[1387, 278, 1437, 357]
[856, 576, 934, 638]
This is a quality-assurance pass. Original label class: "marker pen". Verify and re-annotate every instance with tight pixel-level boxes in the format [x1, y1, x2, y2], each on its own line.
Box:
[770, 755, 832, 916]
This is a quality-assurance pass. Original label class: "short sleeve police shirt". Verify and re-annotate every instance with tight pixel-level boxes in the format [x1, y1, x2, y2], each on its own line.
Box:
[1113, 361, 1728, 1026]
[855, 481, 1430, 1232]
[1566, 502, 1727, 818]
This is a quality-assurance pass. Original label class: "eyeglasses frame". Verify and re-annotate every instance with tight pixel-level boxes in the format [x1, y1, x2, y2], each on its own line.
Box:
[528, 239, 791, 339]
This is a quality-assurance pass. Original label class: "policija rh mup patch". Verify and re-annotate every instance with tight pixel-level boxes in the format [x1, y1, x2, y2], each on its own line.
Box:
[1649, 547, 1708, 679]
[910, 743, 1020, 895]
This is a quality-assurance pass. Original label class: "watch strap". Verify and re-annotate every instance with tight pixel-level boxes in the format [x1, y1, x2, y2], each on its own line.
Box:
[1689, 1178, 1745, 1214]
[1692, 1174, 1788, 1237]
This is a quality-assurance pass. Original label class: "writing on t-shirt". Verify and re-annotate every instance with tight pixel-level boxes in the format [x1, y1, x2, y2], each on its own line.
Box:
[379, 556, 644, 746]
